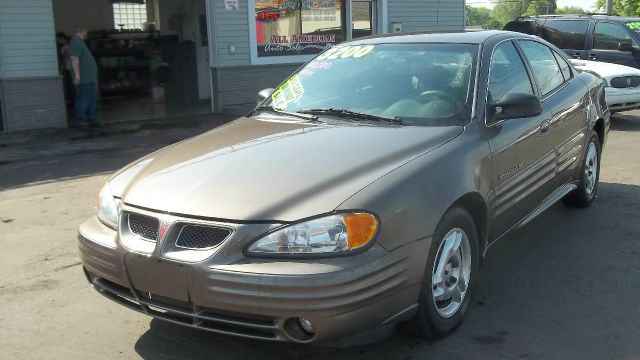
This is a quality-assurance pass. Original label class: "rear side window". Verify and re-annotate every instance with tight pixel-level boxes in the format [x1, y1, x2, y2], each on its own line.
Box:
[488, 42, 534, 105]
[593, 22, 636, 50]
[518, 40, 565, 97]
[540, 20, 588, 50]
[553, 51, 572, 81]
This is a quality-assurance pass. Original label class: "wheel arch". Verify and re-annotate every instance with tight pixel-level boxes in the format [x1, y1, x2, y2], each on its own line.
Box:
[593, 117, 605, 148]
[448, 192, 489, 259]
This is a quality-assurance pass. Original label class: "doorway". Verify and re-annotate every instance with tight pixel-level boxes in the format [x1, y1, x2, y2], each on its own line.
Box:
[194, 0, 211, 100]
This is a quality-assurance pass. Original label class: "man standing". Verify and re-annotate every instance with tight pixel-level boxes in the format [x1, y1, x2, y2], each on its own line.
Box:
[69, 25, 99, 129]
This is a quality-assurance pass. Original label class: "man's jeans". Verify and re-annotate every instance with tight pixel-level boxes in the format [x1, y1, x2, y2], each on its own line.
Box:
[75, 83, 97, 125]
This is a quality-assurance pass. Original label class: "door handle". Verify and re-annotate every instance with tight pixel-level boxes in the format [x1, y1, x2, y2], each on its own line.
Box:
[540, 120, 551, 135]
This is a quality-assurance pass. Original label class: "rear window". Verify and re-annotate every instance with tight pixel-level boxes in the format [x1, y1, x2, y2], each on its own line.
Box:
[540, 20, 588, 50]
[504, 20, 539, 35]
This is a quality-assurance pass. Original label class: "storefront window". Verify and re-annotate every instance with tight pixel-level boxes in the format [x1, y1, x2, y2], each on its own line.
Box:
[255, 1, 345, 57]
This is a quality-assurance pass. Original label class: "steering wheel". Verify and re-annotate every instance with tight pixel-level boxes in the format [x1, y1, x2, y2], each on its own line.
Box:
[415, 89, 458, 105]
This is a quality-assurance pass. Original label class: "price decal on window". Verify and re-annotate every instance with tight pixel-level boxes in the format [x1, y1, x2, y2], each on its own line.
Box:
[272, 75, 305, 108]
[627, 22, 640, 30]
[315, 45, 375, 60]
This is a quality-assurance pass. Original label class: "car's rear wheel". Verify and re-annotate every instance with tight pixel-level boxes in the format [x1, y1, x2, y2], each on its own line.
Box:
[413, 207, 479, 339]
[563, 132, 601, 208]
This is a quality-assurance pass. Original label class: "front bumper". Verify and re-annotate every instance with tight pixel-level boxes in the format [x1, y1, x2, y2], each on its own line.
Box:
[78, 215, 427, 344]
[605, 86, 640, 112]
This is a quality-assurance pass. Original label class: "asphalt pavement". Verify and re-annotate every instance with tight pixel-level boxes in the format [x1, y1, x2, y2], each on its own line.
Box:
[1, 112, 639, 360]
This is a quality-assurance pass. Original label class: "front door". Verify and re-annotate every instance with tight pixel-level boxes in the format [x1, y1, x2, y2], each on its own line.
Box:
[194, 0, 211, 100]
[589, 21, 640, 68]
[486, 40, 556, 238]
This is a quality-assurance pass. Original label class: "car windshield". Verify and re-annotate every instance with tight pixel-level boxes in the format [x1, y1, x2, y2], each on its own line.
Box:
[261, 43, 478, 126]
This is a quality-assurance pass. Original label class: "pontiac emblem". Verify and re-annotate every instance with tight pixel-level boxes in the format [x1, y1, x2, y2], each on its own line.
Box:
[159, 222, 169, 240]
[627, 77, 632, 87]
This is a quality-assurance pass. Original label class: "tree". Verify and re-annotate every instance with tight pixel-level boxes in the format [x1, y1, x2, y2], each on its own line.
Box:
[525, 0, 558, 15]
[493, 0, 533, 25]
[466, 6, 502, 29]
[594, 0, 640, 15]
[493, 0, 557, 25]
[555, 6, 587, 14]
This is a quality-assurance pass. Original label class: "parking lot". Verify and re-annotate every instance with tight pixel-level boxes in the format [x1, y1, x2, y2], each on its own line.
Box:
[1, 113, 639, 360]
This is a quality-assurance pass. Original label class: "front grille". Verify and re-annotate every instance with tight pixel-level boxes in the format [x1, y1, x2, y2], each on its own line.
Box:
[128, 213, 159, 241]
[175, 224, 231, 249]
[610, 76, 640, 88]
[88, 273, 279, 340]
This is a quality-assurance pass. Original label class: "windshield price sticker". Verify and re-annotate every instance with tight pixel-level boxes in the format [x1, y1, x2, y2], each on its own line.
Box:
[272, 75, 305, 108]
[627, 22, 640, 30]
[315, 45, 375, 61]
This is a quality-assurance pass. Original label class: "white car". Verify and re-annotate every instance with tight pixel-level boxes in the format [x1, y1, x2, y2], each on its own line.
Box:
[570, 59, 640, 113]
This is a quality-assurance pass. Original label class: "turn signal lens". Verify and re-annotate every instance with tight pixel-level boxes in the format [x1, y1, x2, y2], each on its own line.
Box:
[344, 213, 378, 249]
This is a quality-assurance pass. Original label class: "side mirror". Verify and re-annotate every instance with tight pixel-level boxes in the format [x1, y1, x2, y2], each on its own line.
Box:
[257, 88, 275, 105]
[618, 41, 633, 52]
[489, 92, 542, 122]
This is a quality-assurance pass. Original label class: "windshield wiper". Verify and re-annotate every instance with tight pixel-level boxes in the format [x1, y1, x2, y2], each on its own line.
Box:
[253, 106, 320, 122]
[297, 108, 404, 125]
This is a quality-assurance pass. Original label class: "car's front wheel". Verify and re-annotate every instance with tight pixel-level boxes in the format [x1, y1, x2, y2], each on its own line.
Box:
[563, 132, 601, 208]
[413, 207, 479, 339]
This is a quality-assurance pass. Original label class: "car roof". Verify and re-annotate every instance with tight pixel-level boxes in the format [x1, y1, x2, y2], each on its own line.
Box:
[516, 14, 640, 22]
[344, 30, 514, 45]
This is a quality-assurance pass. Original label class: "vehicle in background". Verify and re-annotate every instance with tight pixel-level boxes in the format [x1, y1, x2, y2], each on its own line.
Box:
[504, 15, 640, 69]
[571, 58, 640, 112]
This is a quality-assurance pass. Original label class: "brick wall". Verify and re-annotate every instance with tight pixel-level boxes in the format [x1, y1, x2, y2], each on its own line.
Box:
[212, 63, 302, 114]
[0, 76, 67, 132]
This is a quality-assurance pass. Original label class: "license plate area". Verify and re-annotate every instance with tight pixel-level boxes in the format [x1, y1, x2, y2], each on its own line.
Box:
[125, 254, 189, 303]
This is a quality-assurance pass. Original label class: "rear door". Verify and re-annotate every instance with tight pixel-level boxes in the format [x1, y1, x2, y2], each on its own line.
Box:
[588, 21, 640, 68]
[519, 40, 589, 185]
[539, 19, 590, 59]
[486, 40, 555, 238]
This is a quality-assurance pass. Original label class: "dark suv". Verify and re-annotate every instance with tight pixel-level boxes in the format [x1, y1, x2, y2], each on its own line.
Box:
[505, 15, 640, 69]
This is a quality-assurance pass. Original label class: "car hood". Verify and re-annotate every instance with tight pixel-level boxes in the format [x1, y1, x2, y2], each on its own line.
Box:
[110, 116, 463, 222]
[570, 59, 640, 79]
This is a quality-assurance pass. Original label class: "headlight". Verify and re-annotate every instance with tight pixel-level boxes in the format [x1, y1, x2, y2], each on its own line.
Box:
[247, 212, 378, 257]
[97, 183, 118, 229]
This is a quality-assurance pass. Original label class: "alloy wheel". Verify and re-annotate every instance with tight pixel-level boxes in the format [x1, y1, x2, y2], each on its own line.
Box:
[584, 141, 599, 196]
[431, 228, 472, 318]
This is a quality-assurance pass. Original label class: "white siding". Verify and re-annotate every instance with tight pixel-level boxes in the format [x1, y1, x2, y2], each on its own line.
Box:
[0, 0, 58, 78]
[387, 0, 465, 32]
[211, 0, 251, 67]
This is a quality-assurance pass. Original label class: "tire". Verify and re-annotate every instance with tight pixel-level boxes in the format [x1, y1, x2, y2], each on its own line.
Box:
[563, 132, 601, 208]
[412, 207, 480, 339]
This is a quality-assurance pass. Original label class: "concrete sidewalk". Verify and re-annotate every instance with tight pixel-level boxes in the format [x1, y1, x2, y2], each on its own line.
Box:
[0, 113, 236, 166]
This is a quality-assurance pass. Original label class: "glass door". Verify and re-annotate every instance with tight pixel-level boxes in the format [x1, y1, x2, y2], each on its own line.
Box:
[352, 0, 375, 38]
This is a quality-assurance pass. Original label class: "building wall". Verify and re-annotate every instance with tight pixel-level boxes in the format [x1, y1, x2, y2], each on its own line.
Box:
[207, 0, 465, 114]
[0, 0, 66, 132]
[212, 63, 299, 114]
[211, 0, 251, 67]
[0, 77, 66, 132]
[387, 0, 465, 32]
[0, 0, 59, 77]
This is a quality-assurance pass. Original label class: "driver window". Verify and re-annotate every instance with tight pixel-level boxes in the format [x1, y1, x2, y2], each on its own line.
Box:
[488, 41, 535, 108]
[593, 22, 636, 50]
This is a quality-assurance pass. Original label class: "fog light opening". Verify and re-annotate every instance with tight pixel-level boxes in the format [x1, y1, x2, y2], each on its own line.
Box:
[283, 317, 315, 342]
